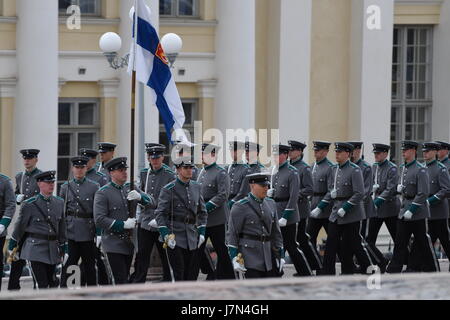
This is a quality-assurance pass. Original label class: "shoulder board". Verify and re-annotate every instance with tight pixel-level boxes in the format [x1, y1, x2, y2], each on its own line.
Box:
[164, 182, 175, 190]
[301, 161, 310, 168]
[258, 163, 265, 169]
[238, 198, 249, 205]
[350, 162, 359, 168]
[417, 162, 426, 168]
[388, 161, 396, 168]
[190, 180, 200, 185]
[54, 196, 64, 201]
[243, 164, 251, 168]
[62, 181, 69, 186]
[140, 168, 149, 173]
[216, 165, 226, 171]
[96, 171, 107, 177]
[361, 161, 370, 168]
[164, 167, 175, 174]
[86, 178, 100, 187]
[438, 162, 446, 169]
[0, 173, 11, 181]
[326, 160, 335, 167]
[288, 165, 298, 171]
[162, 163, 171, 169]
[99, 184, 110, 192]
[265, 197, 275, 202]
[15, 172, 22, 178]
[24, 196, 37, 204]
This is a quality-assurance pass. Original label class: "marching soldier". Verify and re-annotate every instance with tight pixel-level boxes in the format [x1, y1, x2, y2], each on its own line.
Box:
[0, 173, 16, 290]
[226, 141, 250, 209]
[367, 144, 400, 272]
[233, 142, 266, 202]
[436, 141, 450, 226]
[133, 145, 174, 283]
[59, 156, 100, 287]
[386, 141, 438, 273]
[95, 142, 117, 179]
[79, 148, 109, 187]
[196, 143, 234, 280]
[408, 142, 450, 271]
[172, 142, 199, 181]
[93, 157, 155, 284]
[8, 149, 43, 291]
[269, 144, 312, 276]
[321, 143, 372, 275]
[8, 171, 67, 289]
[288, 140, 322, 271]
[227, 173, 284, 279]
[308, 141, 334, 248]
[155, 159, 208, 281]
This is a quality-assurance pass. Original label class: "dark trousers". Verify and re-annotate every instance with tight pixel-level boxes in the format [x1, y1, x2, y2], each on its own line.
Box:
[106, 252, 133, 285]
[306, 218, 329, 248]
[61, 239, 96, 287]
[365, 216, 398, 269]
[167, 246, 199, 281]
[29, 261, 58, 289]
[80, 246, 109, 286]
[281, 223, 312, 276]
[198, 224, 234, 280]
[322, 221, 371, 275]
[7, 258, 26, 290]
[0, 237, 4, 291]
[297, 219, 322, 270]
[245, 268, 273, 279]
[133, 227, 171, 283]
[387, 219, 438, 273]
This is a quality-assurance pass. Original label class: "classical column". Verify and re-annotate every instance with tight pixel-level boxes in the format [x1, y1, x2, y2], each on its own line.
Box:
[98, 79, 119, 143]
[348, 0, 394, 163]
[198, 79, 217, 133]
[215, 0, 255, 133]
[0, 78, 16, 176]
[15, 0, 58, 173]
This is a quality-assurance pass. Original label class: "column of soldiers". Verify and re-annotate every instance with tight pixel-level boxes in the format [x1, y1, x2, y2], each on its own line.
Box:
[1, 139, 450, 290]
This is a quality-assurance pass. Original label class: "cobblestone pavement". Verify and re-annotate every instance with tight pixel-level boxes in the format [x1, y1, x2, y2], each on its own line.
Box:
[1, 261, 449, 300]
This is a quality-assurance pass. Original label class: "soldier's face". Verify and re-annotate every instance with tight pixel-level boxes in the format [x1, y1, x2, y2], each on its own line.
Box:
[177, 166, 193, 180]
[273, 153, 288, 165]
[402, 149, 416, 162]
[246, 150, 258, 164]
[38, 181, 54, 195]
[230, 149, 244, 162]
[72, 166, 87, 179]
[23, 157, 38, 170]
[149, 156, 164, 170]
[314, 149, 328, 161]
[437, 149, 449, 160]
[352, 149, 361, 161]
[289, 150, 301, 161]
[110, 168, 128, 184]
[374, 152, 388, 163]
[250, 183, 268, 199]
[87, 158, 96, 170]
[335, 150, 349, 163]
[100, 151, 114, 163]
[202, 153, 215, 165]
[423, 150, 437, 162]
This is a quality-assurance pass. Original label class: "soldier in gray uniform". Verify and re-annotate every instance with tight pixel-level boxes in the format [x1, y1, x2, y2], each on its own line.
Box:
[79, 148, 109, 187]
[8, 149, 43, 291]
[227, 173, 284, 278]
[226, 141, 250, 209]
[133, 145, 175, 283]
[155, 159, 208, 281]
[288, 140, 322, 271]
[95, 142, 116, 180]
[172, 142, 200, 181]
[308, 141, 334, 248]
[321, 143, 372, 275]
[436, 141, 450, 223]
[59, 156, 100, 287]
[386, 141, 438, 273]
[234, 142, 266, 202]
[408, 142, 450, 271]
[94, 157, 155, 284]
[196, 143, 234, 280]
[0, 173, 16, 291]
[8, 171, 67, 289]
[269, 144, 312, 276]
[367, 144, 400, 272]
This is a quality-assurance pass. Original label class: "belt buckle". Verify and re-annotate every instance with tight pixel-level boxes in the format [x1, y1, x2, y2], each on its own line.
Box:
[260, 235, 265, 243]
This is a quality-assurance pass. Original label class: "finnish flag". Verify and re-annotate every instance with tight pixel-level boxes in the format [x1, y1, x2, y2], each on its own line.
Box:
[128, 0, 187, 143]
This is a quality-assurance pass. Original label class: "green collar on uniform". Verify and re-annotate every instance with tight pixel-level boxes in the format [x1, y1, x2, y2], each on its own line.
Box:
[426, 159, 437, 166]
[339, 160, 350, 169]
[73, 177, 86, 184]
[290, 157, 302, 165]
[205, 162, 216, 170]
[151, 166, 164, 174]
[111, 181, 125, 189]
[440, 157, 449, 163]
[38, 193, 52, 202]
[25, 167, 39, 176]
[316, 157, 328, 165]
[249, 161, 261, 167]
[376, 159, 388, 166]
[405, 159, 417, 168]
[249, 192, 263, 203]
[355, 158, 363, 165]
[176, 177, 190, 186]
[279, 161, 288, 169]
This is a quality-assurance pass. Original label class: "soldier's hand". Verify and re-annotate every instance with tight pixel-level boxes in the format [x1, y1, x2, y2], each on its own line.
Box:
[402, 210, 413, 220]
[96, 236, 102, 248]
[16, 194, 25, 204]
[0, 224, 5, 234]
[276, 258, 286, 273]
[148, 219, 158, 228]
[124, 218, 137, 229]
[337, 208, 346, 218]
[127, 190, 142, 201]
[278, 218, 287, 227]
[232, 256, 247, 273]
[267, 188, 275, 198]
[164, 235, 176, 249]
[62, 253, 69, 266]
[197, 234, 205, 248]
[311, 207, 322, 218]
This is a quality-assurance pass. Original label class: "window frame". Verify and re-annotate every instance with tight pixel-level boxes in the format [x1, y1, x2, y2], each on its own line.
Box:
[160, 0, 200, 19]
[58, 0, 101, 17]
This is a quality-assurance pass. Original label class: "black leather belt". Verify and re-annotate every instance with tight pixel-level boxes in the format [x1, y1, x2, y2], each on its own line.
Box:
[333, 197, 351, 201]
[67, 210, 93, 219]
[239, 233, 272, 242]
[404, 195, 415, 200]
[274, 197, 290, 202]
[313, 192, 327, 196]
[172, 216, 196, 225]
[27, 233, 57, 241]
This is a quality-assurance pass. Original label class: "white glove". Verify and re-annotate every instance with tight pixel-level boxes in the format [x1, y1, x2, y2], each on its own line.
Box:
[267, 188, 275, 198]
[62, 253, 69, 266]
[16, 194, 25, 204]
[197, 234, 205, 248]
[403, 210, 413, 220]
[372, 184, 380, 194]
[276, 258, 286, 273]
[232, 256, 247, 273]
[397, 184, 403, 193]
[330, 189, 337, 199]
[127, 190, 142, 201]
[7, 249, 14, 258]
[337, 208, 346, 218]
[0, 225, 5, 234]
[96, 236, 102, 248]
[164, 235, 176, 249]
[123, 218, 137, 229]
[311, 207, 322, 218]
[278, 218, 287, 227]
[148, 219, 158, 228]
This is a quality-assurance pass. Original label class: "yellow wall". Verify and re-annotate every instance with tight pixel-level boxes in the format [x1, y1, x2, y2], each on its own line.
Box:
[59, 24, 119, 51]
[0, 97, 14, 177]
[177, 83, 198, 98]
[159, 26, 215, 52]
[199, 97, 214, 131]
[0, 22, 15, 50]
[101, 0, 120, 19]
[394, 4, 441, 24]
[1, 0, 16, 16]
[100, 97, 117, 142]
[60, 82, 100, 98]
[200, 0, 216, 20]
